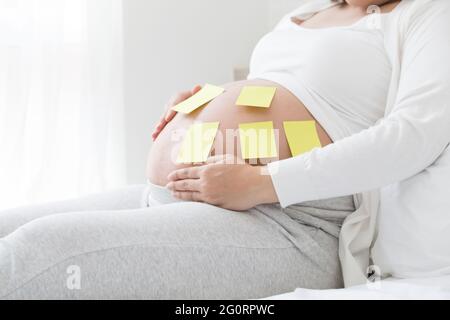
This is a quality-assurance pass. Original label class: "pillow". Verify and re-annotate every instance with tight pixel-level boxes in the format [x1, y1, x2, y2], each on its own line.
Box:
[372, 145, 450, 278]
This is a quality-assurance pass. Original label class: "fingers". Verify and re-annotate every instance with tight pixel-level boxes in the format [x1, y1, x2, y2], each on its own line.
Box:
[152, 116, 168, 141]
[163, 90, 191, 120]
[167, 167, 202, 181]
[171, 191, 203, 202]
[191, 85, 202, 95]
[151, 131, 160, 141]
[164, 109, 177, 122]
[166, 179, 201, 192]
[171, 90, 194, 106]
[164, 85, 202, 122]
[169, 86, 201, 110]
[163, 87, 200, 122]
[155, 85, 202, 141]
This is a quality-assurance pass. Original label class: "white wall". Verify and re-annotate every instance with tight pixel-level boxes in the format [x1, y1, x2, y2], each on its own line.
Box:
[123, 0, 305, 184]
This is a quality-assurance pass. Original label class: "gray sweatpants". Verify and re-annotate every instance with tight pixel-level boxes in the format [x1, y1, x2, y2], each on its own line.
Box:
[0, 183, 355, 299]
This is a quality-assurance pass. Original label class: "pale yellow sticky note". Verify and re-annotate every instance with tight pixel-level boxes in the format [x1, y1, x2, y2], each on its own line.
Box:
[177, 122, 220, 164]
[239, 121, 278, 160]
[284, 121, 322, 157]
[172, 84, 225, 114]
[236, 86, 277, 108]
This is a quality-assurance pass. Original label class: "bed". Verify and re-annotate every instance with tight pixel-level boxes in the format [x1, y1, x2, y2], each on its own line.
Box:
[265, 276, 450, 300]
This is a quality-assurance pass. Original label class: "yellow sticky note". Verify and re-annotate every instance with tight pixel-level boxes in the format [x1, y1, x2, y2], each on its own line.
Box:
[172, 84, 225, 114]
[236, 86, 277, 108]
[177, 122, 220, 164]
[284, 121, 322, 157]
[239, 121, 278, 160]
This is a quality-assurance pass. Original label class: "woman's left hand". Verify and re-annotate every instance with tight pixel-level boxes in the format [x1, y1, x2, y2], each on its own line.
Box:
[166, 155, 279, 211]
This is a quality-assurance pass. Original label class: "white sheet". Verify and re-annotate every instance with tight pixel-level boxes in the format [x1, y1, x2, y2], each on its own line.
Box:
[265, 276, 450, 300]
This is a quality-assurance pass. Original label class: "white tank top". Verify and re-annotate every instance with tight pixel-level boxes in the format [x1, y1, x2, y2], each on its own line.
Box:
[248, 14, 392, 140]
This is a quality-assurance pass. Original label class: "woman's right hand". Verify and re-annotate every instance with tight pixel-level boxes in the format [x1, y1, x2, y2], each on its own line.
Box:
[151, 85, 202, 141]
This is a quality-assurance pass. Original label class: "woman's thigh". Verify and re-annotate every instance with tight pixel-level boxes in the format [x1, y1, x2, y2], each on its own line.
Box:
[0, 202, 341, 299]
[0, 185, 148, 238]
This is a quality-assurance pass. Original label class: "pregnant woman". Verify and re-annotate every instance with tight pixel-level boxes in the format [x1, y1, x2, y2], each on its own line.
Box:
[1, 0, 450, 299]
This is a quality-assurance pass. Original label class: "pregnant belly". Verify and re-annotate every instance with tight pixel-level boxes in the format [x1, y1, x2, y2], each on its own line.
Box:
[147, 79, 332, 186]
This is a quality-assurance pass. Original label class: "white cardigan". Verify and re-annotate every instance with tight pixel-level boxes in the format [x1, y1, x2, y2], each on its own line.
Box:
[267, 0, 450, 287]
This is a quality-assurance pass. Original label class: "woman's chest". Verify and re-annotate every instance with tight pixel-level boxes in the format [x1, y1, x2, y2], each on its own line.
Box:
[298, 5, 367, 29]
[251, 25, 389, 84]
[297, 1, 401, 29]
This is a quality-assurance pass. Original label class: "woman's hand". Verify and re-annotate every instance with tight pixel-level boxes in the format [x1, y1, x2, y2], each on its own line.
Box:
[151, 85, 202, 141]
[166, 155, 279, 211]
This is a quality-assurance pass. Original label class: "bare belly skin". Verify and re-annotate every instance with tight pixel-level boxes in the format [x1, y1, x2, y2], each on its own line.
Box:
[147, 79, 332, 187]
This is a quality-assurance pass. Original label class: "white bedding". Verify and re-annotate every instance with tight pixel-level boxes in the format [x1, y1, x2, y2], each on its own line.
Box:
[265, 276, 450, 300]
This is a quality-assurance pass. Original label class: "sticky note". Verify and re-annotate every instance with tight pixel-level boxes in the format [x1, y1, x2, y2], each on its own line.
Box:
[283, 121, 322, 157]
[236, 86, 277, 108]
[239, 121, 278, 160]
[177, 122, 220, 164]
[172, 84, 225, 114]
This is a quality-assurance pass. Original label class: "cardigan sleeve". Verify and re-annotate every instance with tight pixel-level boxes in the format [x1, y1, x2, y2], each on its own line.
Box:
[268, 1, 450, 208]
